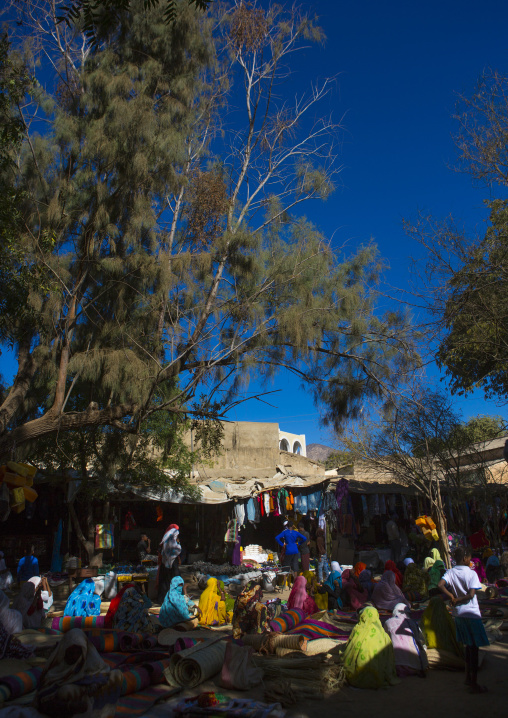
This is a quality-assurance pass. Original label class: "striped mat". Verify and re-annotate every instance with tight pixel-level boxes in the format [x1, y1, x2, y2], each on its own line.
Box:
[287, 619, 349, 640]
[115, 685, 180, 716]
[0, 667, 43, 702]
[49, 616, 106, 631]
[269, 608, 306, 633]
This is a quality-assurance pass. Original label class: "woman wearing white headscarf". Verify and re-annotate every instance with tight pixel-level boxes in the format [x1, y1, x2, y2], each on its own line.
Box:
[0, 590, 22, 635]
[12, 577, 53, 628]
[384, 603, 428, 677]
[35, 629, 122, 717]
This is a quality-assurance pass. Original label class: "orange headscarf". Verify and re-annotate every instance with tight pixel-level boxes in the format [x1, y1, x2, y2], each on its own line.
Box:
[353, 562, 367, 577]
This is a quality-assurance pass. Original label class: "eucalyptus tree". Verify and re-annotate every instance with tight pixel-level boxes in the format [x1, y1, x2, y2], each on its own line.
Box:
[0, 0, 417, 461]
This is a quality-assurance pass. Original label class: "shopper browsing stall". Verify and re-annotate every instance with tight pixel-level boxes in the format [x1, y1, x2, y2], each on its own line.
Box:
[275, 523, 307, 577]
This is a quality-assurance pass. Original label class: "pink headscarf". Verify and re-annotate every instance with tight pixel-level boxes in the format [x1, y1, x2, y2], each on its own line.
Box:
[372, 571, 410, 612]
[341, 569, 369, 611]
[287, 576, 318, 616]
[470, 558, 487, 584]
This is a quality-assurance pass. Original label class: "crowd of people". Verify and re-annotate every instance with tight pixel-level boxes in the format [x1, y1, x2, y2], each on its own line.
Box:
[0, 524, 506, 699]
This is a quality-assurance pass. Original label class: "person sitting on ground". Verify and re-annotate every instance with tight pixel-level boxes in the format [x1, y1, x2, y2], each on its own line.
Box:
[198, 577, 227, 626]
[113, 583, 154, 633]
[17, 545, 39, 584]
[319, 561, 343, 609]
[470, 557, 487, 584]
[384, 559, 403, 589]
[342, 605, 399, 689]
[385, 603, 428, 677]
[0, 589, 22, 635]
[218, 580, 235, 618]
[64, 578, 102, 618]
[485, 555, 504, 584]
[438, 545, 488, 693]
[358, 567, 374, 598]
[159, 576, 200, 629]
[275, 524, 307, 579]
[402, 561, 429, 602]
[12, 576, 53, 628]
[287, 575, 318, 616]
[0, 552, 13, 592]
[341, 568, 369, 611]
[232, 580, 268, 639]
[34, 629, 122, 717]
[424, 547, 442, 572]
[372, 570, 410, 612]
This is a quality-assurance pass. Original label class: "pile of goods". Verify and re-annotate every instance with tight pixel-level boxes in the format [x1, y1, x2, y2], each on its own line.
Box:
[416, 515, 439, 542]
[0, 461, 37, 518]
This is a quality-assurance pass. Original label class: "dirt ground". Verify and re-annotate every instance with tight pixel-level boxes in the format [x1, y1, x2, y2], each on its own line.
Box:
[46, 584, 508, 718]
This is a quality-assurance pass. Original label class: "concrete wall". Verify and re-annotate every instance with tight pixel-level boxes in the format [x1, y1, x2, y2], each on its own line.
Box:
[188, 421, 281, 481]
[279, 430, 306, 457]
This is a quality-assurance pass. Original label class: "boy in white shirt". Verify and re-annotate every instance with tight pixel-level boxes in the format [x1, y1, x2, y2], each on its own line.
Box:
[438, 546, 488, 694]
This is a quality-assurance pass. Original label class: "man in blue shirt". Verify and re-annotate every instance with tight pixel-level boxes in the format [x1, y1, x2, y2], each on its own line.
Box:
[275, 523, 307, 577]
[17, 545, 39, 584]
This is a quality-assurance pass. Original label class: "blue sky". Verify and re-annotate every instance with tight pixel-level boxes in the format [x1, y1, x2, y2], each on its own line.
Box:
[1, 0, 507, 446]
[224, 0, 508, 443]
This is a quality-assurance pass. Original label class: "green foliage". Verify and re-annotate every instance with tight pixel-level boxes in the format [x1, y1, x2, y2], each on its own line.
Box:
[324, 449, 354, 470]
[437, 199, 508, 399]
[59, 0, 211, 47]
[0, 0, 417, 465]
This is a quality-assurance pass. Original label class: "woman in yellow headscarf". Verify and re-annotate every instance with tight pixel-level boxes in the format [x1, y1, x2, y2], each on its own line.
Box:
[342, 605, 399, 689]
[198, 578, 227, 626]
[301, 571, 328, 610]
[424, 547, 442, 571]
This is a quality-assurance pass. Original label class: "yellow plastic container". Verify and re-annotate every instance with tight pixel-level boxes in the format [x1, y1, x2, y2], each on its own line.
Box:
[11, 501, 25, 514]
[18, 463, 37, 479]
[23, 486, 38, 503]
[10, 487, 25, 505]
[3, 472, 28, 488]
[431, 529, 439, 541]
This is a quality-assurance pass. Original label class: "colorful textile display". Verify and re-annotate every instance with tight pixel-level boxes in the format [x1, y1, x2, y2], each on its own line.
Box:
[268, 608, 306, 633]
[86, 630, 157, 653]
[49, 615, 106, 632]
[0, 667, 42, 702]
[342, 606, 399, 689]
[95, 524, 114, 549]
[287, 619, 349, 641]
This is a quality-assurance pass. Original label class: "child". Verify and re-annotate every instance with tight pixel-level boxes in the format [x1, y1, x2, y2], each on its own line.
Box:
[438, 546, 489, 693]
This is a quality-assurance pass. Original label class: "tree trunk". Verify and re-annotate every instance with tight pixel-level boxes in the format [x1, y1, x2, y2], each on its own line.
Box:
[435, 484, 451, 568]
[69, 501, 103, 567]
[0, 402, 138, 459]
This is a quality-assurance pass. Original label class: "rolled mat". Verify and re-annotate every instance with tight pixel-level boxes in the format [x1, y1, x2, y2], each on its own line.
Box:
[173, 637, 201, 653]
[120, 659, 172, 696]
[259, 633, 307, 655]
[275, 647, 304, 657]
[305, 638, 342, 655]
[240, 634, 266, 650]
[47, 616, 106, 631]
[287, 619, 349, 640]
[165, 637, 226, 688]
[85, 630, 157, 652]
[0, 667, 43, 702]
[269, 608, 306, 633]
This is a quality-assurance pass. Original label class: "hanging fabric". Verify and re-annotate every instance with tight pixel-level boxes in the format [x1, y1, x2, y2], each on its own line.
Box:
[95, 524, 114, 549]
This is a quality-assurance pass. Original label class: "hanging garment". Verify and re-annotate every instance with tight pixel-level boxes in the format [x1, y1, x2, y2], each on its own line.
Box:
[246, 498, 257, 523]
[95, 524, 114, 550]
[379, 494, 386, 515]
[263, 493, 270, 516]
[257, 495, 264, 517]
[335, 479, 349, 512]
[224, 519, 238, 543]
[307, 492, 321, 512]
[235, 503, 245, 527]
[361, 495, 368, 522]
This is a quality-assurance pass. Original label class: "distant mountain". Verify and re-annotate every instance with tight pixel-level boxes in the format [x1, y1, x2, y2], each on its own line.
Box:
[307, 443, 334, 463]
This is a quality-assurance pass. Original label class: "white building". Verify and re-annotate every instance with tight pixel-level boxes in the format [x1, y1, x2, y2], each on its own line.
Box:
[279, 429, 306, 457]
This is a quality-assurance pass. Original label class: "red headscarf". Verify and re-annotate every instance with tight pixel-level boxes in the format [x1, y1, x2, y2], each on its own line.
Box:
[384, 560, 403, 589]
[104, 582, 135, 628]
[353, 562, 367, 577]
[167, 524, 179, 531]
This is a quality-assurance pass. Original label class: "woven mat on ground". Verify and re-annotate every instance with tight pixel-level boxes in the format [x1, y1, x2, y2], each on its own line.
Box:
[268, 608, 306, 633]
[46, 616, 106, 631]
[85, 629, 158, 652]
[14, 629, 63, 649]
[287, 619, 349, 640]
[120, 658, 173, 696]
[165, 636, 227, 688]
[115, 685, 181, 716]
[0, 667, 42, 702]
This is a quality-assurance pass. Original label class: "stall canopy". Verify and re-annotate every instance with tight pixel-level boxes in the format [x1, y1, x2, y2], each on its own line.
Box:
[125, 465, 418, 505]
